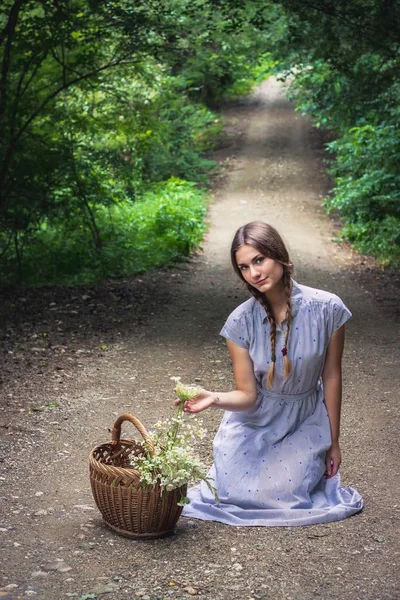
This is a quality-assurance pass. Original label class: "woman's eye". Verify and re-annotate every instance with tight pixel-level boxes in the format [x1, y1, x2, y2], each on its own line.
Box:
[255, 257, 264, 264]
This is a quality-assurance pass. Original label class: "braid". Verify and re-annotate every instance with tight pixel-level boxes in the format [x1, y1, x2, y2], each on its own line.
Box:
[265, 300, 277, 389]
[245, 268, 293, 389]
[282, 270, 293, 379]
[249, 290, 278, 389]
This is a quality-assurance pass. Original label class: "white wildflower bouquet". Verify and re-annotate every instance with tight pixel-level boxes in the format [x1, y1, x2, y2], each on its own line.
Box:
[130, 377, 217, 505]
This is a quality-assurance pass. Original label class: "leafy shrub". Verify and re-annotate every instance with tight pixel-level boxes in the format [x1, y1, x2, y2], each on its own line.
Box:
[141, 81, 221, 183]
[326, 123, 400, 266]
[0, 179, 207, 286]
[339, 216, 400, 267]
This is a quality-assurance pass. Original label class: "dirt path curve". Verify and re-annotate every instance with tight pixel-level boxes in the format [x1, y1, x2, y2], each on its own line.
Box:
[1, 79, 399, 600]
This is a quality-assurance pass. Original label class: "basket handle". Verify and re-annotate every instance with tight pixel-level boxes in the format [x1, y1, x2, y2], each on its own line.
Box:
[111, 413, 155, 456]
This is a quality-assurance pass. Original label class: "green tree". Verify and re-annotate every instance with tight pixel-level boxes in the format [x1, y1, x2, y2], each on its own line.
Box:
[243, 0, 400, 265]
[0, 0, 267, 284]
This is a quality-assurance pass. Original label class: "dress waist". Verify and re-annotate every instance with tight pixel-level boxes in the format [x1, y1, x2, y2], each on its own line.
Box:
[257, 384, 320, 402]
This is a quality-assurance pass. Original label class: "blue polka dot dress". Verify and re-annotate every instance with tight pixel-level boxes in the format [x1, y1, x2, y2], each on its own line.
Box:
[182, 281, 363, 526]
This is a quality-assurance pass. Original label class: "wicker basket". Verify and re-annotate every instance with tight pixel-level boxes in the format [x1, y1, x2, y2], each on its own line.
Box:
[89, 413, 186, 539]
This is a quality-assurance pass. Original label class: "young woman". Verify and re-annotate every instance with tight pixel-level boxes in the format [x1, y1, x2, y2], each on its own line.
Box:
[180, 221, 363, 526]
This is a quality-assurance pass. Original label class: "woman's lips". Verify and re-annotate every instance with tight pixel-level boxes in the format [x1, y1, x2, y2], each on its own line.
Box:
[255, 277, 267, 286]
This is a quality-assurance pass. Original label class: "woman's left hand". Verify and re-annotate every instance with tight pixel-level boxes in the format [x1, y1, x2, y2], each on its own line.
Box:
[174, 389, 217, 414]
[325, 441, 341, 478]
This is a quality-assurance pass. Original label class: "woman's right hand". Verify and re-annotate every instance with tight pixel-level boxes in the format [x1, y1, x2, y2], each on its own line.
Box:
[174, 389, 218, 414]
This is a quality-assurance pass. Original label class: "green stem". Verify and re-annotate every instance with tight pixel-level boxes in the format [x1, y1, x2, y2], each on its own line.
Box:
[170, 399, 185, 443]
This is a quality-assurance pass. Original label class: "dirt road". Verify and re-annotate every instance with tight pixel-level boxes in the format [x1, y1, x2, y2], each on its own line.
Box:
[1, 79, 399, 600]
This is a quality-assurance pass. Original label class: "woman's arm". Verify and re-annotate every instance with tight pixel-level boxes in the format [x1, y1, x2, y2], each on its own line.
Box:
[322, 324, 345, 478]
[177, 340, 258, 414]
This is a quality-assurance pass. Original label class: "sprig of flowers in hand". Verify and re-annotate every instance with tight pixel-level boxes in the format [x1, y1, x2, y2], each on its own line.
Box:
[129, 378, 217, 505]
[170, 376, 203, 437]
[171, 376, 203, 401]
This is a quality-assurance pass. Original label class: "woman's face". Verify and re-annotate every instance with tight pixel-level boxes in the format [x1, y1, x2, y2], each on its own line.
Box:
[235, 244, 284, 294]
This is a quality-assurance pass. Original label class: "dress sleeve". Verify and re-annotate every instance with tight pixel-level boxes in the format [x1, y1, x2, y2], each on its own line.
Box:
[220, 309, 250, 349]
[329, 294, 352, 336]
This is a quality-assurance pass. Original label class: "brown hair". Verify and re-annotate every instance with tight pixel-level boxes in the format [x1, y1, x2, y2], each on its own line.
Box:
[231, 221, 293, 388]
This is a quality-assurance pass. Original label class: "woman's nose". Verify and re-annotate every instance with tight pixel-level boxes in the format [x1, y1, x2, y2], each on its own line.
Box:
[249, 264, 260, 279]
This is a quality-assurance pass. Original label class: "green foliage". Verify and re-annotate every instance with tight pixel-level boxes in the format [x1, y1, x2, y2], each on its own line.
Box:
[139, 77, 222, 183]
[7, 0, 399, 276]
[165, 0, 271, 107]
[0, 0, 267, 286]
[266, 1, 400, 267]
[339, 217, 400, 267]
[0, 179, 207, 285]
[251, 53, 281, 86]
[325, 122, 400, 266]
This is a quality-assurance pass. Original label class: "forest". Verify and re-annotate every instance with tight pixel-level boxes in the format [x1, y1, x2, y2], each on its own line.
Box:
[1, 0, 399, 286]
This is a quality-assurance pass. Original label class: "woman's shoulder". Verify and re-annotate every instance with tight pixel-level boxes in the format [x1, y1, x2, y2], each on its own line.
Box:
[293, 281, 352, 330]
[225, 297, 258, 322]
[220, 298, 258, 348]
[294, 281, 345, 308]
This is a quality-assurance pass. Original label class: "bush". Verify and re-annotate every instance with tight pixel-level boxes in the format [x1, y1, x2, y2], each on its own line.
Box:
[339, 216, 400, 267]
[326, 122, 400, 267]
[0, 179, 207, 286]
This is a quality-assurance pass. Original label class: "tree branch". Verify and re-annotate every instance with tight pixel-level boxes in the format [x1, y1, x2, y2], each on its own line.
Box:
[0, 0, 25, 48]
[0, 0, 26, 120]
[15, 54, 135, 143]
[0, 53, 138, 208]
[276, 0, 400, 42]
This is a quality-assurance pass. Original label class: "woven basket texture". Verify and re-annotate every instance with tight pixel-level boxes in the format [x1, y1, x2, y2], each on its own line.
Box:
[89, 414, 186, 539]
